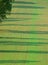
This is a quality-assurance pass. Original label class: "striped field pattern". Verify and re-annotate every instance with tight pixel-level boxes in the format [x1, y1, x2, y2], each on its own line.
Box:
[0, 0, 48, 65]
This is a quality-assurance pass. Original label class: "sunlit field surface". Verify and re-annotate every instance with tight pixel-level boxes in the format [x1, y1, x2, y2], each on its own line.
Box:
[0, 0, 48, 65]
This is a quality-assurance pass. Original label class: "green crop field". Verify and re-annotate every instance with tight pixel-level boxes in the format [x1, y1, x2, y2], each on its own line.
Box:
[0, 0, 48, 65]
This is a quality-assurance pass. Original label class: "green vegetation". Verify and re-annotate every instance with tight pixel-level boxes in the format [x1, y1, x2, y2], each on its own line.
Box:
[0, 0, 12, 22]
